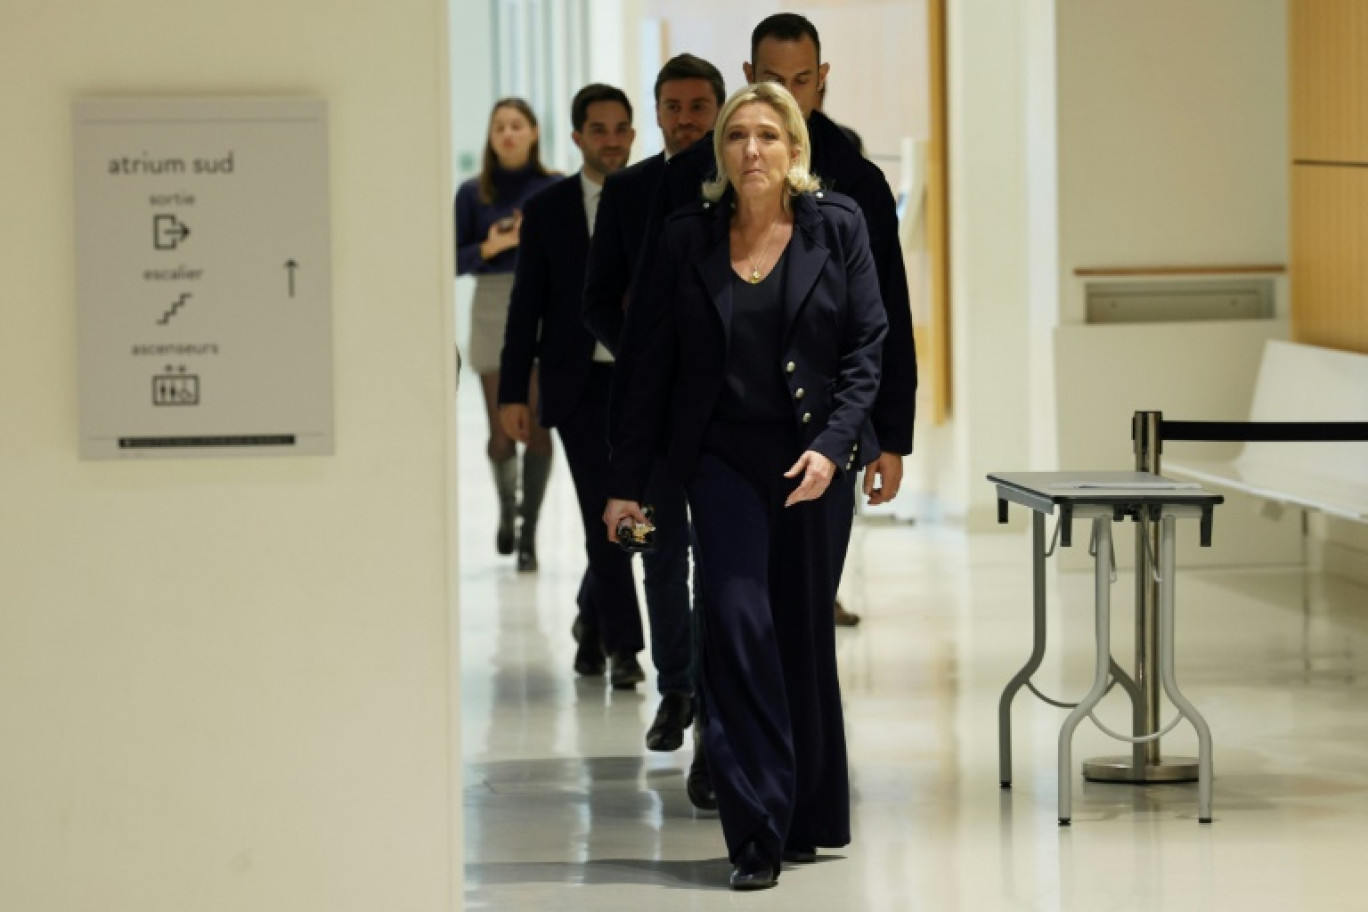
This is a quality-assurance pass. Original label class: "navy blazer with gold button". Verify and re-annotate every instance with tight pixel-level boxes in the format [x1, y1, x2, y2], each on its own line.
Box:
[612, 115, 917, 458]
[608, 189, 887, 502]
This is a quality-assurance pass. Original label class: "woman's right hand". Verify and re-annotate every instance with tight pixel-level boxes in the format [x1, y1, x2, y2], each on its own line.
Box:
[480, 213, 522, 259]
[603, 498, 647, 542]
[498, 403, 531, 443]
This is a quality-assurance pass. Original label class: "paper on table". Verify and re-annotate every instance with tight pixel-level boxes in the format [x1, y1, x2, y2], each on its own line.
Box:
[1053, 480, 1203, 490]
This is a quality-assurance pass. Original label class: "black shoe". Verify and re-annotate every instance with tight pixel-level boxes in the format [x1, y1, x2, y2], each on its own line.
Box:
[834, 598, 861, 627]
[608, 651, 645, 689]
[516, 539, 538, 573]
[686, 730, 717, 811]
[571, 617, 604, 677]
[781, 844, 817, 863]
[645, 691, 693, 752]
[729, 842, 777, 891]
[491, 456, 518, 555]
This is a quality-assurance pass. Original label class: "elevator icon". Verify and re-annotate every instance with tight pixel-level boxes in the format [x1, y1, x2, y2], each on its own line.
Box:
[152, 366, 200, 406]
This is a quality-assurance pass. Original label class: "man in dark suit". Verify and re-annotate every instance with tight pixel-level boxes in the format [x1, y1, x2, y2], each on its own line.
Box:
[741, 11, 919, 516]
[613, 13, 919, 625]
[582, 55, 725, 801]
[583, 54, 724, 350]
[499, 83, 646, 689]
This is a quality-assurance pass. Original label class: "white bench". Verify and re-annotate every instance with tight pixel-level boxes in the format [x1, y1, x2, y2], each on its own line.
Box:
[1163, 340, 1368, 523]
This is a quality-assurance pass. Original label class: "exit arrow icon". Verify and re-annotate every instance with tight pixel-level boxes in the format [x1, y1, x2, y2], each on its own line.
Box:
[153, 214, 191, 250]
[285, 259, 298, 298]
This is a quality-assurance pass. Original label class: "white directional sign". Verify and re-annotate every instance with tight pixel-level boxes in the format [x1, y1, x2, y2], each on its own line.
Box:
[73, 97, 333, 459]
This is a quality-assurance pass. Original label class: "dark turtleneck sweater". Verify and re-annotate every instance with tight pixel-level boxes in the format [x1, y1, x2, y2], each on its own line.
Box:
[454, 162, 557, 276]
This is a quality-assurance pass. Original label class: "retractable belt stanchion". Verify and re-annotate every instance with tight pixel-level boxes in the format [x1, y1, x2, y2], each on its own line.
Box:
[1083, 411, 1200, 783]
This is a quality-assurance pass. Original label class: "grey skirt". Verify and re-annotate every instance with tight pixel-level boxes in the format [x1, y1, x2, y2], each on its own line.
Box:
[467, 272, 516, 373]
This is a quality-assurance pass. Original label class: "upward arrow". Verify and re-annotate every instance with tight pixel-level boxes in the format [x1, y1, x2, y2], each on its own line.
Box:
[285, 259, 298, 298]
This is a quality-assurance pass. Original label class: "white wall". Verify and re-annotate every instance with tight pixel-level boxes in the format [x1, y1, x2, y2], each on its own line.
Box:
[1024, 0, 1061, 472]
[0, 4, 460, 911]
[946, 0, 1035, 528]
[1056, 0, 1289, 324]
[1051, 0, 1293, 564]
[940, 0, 1291, 532]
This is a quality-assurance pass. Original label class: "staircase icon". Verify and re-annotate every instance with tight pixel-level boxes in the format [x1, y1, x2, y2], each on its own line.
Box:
[156, 293, 192, 325]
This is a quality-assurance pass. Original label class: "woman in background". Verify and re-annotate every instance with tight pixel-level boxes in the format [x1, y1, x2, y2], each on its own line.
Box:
[456, 99, 558, 571]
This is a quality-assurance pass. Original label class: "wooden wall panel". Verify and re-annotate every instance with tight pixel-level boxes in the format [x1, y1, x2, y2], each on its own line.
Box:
[926, 0, 951, 423]
[1291, 165, 1368, 354]
[1291, 0, 1368, 163]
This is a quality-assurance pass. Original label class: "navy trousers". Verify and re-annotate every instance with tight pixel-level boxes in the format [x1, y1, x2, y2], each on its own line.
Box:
[556, 365, 644, 655]
[642, 458, 693, 695]
[686, 423, 854, 865]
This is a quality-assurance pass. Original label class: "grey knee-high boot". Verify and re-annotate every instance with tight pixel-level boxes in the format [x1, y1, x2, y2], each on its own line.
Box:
[490, 455, 518, 556]
[517, 447, 552, 572]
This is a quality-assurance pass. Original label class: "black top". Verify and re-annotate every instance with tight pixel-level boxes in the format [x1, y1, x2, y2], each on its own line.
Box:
[713, 245, 791, 424]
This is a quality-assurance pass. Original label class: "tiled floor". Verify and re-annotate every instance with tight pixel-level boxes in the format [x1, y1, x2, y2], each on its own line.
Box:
[454, 377, 1368, 911]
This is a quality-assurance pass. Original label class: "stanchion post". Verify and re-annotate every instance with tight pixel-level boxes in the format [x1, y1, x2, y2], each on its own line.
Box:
[1083, 411, 1199, 782]
[1133, 411, 1163, 770]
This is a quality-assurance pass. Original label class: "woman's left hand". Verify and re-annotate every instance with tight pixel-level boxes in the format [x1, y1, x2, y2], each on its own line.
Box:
[783, 450, 837, 507]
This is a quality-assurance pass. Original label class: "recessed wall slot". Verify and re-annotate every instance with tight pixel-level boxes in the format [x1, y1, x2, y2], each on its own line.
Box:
[1085, 279, 1274, 324]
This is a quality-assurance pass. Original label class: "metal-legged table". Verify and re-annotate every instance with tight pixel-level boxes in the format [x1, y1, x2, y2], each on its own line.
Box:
[988, 471, 1223, 824]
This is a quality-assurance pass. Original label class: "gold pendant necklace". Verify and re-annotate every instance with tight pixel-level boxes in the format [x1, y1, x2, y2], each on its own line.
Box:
[746, 219, 780, 284]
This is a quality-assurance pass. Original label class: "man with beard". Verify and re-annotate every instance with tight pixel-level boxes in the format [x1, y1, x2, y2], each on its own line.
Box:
[499, 84, 646, 689]
[582, 54, 726, 810]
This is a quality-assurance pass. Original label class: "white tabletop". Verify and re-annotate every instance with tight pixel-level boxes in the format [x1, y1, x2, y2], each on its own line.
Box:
[988, 471, 1221, 503]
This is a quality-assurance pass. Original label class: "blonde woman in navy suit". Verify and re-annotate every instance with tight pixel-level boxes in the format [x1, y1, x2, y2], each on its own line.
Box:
[603, 82, 886, 891]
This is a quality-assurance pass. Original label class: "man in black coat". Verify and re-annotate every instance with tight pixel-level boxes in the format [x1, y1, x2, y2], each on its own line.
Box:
[742, 15, 918, 465]
[612, 13, 919, 624]
[583, 54, 724, 352]
[499, 84, 646, 688]
[581, 54, 726, 804]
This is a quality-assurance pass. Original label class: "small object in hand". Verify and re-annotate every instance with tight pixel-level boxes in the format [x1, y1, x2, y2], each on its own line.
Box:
[616, 505, 657, 553]
[496, 215, 517, 231]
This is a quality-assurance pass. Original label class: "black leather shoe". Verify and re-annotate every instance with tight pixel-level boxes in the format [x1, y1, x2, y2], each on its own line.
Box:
[686, 730, 717, 811]
[516, 540, 538, 573]
[608, 651, 645, 689]
[645, 691, 693, 752]
[571, 617, 604, 677]
[729, 842, 777, 891]
[781, 844, 817, 863]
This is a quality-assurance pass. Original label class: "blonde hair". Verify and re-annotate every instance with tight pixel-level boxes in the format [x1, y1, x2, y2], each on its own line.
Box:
[701, 82, 821, 205]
